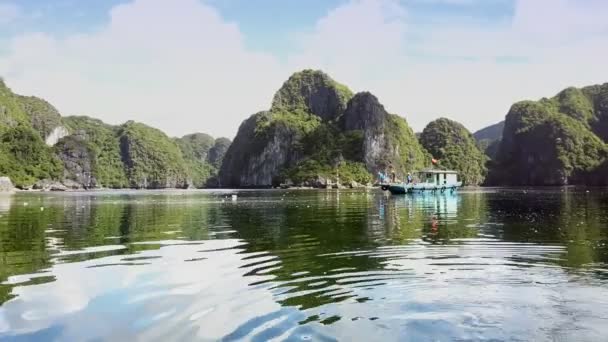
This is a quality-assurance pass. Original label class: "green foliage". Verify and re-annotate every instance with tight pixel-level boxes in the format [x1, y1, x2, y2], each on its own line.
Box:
[62, 116, 129, 188]
[0, 79, 29, 130]
[385, 114, 430, 173]
[175, 133, 217, 188]
[491, 85, 608, 185]
[271, 69, 353, 121]
[420, 118, 487, 185]
[286, 159, 372, 186]
[0, 125, 62, 187]
[208, 137, 231, 169]
[119, 121, 189, 189]
[255, 108, 321, 138]
[17, 95, 62, 138]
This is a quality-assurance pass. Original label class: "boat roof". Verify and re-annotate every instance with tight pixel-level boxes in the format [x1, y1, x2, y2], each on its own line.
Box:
[416, 168, 458, 174]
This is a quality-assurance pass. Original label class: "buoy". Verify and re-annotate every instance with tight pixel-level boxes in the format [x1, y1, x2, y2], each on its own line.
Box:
[40, 207, 44, 211]
[23, 202, 28, 206]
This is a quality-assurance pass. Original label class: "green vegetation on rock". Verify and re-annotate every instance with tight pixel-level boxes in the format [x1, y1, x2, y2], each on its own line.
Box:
[118, 121, 189, 189]
[0, 125, 62, 188]
[17, 95, 63, 139]
[221, 71, 429, 187]
[0, 81, 62, 187]
[0, 80, 29, 129]
[62, 116, 129, 188]
[271, 69, 353, 121]
[420, 118, 487, 185]
[175, 133, 230, 188]
[489, 83, 608, 185]
[0, 79, 226, 189]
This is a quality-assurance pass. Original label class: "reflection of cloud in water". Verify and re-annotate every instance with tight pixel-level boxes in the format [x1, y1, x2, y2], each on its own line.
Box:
[0, 239, 286, 341]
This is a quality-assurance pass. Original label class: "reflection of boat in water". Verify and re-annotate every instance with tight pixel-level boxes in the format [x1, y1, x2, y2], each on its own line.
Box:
[390, 190, 459, 216]
[381, 169, 462, 195]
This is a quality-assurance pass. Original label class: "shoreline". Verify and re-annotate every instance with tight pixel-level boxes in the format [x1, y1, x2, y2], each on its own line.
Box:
[3, 184, 607, 195]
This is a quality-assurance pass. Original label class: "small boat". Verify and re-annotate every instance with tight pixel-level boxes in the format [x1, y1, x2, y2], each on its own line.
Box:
[381, 169, 462, 195]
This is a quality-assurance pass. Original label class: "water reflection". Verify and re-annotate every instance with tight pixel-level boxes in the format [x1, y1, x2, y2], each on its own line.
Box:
[0, 189, 608, 340]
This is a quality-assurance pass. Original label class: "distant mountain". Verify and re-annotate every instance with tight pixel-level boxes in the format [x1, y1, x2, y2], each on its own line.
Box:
[0, 79, 229, 189]
[473, 121, 504, 141]
[473, 121, 504, 160]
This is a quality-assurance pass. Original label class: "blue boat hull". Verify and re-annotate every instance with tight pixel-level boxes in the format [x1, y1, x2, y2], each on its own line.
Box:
[382, 183, 461, 195]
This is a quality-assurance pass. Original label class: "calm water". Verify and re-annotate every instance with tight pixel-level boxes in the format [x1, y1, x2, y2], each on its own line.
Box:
[1, 189, 608, 341]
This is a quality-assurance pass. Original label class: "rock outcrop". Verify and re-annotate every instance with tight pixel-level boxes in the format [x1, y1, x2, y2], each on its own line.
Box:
[271, 69, 353, 121]
[488, 84, 608, 185]
[0, 79, 228, 189]
[220, 70, 429, 187]
[420, 118, 487, 185]
[54, 134, 98, 189]
[44, 126, 69, 146]
[0, 177, 14, 193]
[119, 121, 190, 189]
[340, 92, 428, 174]
[175, 134, 231, 188]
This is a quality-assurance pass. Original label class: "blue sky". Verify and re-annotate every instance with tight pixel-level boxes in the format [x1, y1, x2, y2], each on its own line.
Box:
[0, 0, 606, 138]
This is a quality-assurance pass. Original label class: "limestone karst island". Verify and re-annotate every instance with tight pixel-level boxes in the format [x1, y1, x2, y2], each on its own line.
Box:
[1, 70, 607, 191]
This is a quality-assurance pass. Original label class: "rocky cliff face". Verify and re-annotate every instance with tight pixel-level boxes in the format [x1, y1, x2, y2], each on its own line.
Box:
[175, 133, 231, 188]
[340, 92, 428, 174]
[54, 134, 98, 189]
[220, 111, 305, 187]
[1, 78, 229, 189]
[0, 177, 14, 193]
[489, 84, 608, 185]
[119, 121, 190, 189]
[220, 71, 428, 187]
[420, 118, 487, 185]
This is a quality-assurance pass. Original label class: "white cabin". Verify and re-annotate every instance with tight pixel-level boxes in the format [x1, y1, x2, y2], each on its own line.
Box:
[416, 169, 459, 186]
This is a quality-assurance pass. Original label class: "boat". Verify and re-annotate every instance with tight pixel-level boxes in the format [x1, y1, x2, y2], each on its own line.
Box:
[380, 169, 462, 195]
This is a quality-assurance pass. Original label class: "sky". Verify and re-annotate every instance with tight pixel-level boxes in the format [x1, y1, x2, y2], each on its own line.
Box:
[0, 0, 607, 139]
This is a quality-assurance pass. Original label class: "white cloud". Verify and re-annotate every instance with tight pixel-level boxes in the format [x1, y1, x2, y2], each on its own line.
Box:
[0, 0, 607, 137]
[0, 3, 20, 24]
[0, 0, 288, 138]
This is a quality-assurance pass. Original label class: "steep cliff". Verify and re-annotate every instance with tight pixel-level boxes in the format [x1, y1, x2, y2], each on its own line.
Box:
[220, 71, 428, 187]
[340, 92, 428, 174]
[208, 137, 231, 169]
[62, 116, 129, 188]
[0, 79, 227, 189]
[420, 118, 487, 185]
[0, 81, 62, 188]
[118, 121, 190, 189]
[175, 133, 230, 188]
[489, 84, 608, 185]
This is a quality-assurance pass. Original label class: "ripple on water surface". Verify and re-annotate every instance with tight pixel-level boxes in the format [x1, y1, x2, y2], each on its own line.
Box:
[1, 189, 608, 341]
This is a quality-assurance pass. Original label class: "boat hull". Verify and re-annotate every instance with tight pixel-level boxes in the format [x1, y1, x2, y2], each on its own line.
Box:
[383, 182, 462, 195]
